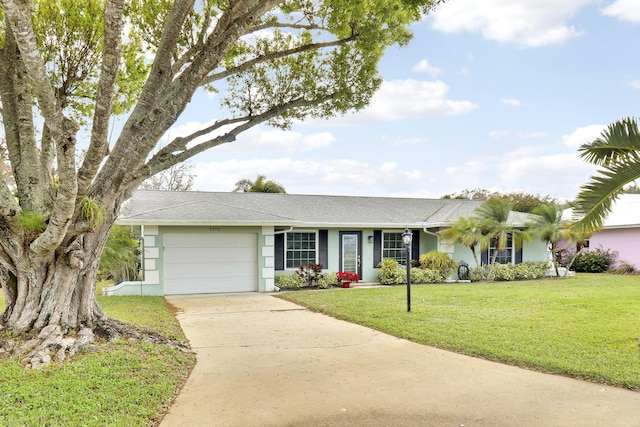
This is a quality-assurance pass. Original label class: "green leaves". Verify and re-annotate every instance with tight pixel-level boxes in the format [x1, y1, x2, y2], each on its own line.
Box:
[573, 118, 640, 233]
[219, 0, 439, 126]
[578, 118, 640, 166]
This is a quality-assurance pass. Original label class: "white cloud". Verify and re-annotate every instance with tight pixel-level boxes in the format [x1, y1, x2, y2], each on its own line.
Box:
[193, 158, 422, 196]
[501, 98, 523, 107]
[562, 124, 606, 147]
[516, 131, 547, 139]
[458, 67, 472, 77]
[301, 79, 478, 126]
[361, 79, 479, 121]
[602, 0, 640, 23]
[430, 0, 594, 47]
[489, 130, 509, 139]
[439, 146, 597, 200]
[629, 80, 640, 89]
[382, 135, 427, 146]
[412, 59, 443, 76]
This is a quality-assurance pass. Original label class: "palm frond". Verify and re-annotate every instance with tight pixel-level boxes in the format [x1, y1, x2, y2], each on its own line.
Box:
[578, 118, 640, 166]
[572, 160, 640, 233]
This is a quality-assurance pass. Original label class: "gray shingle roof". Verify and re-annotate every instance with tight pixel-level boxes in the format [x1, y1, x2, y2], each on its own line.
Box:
[118, 190, 532, 228]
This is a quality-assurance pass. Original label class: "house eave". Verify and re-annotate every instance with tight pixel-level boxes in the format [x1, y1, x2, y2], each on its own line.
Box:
[116, 219, 303, 227]
[601, 224, 640, 230]
[116, 219, 448, 229]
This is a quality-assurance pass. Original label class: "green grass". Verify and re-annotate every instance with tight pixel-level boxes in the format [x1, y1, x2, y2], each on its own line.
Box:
[278, 273, 640, 390]
[0, 295, 196, 427]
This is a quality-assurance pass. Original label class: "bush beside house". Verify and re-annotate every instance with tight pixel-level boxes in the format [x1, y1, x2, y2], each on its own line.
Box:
[378, 251, 457, 285]
[470, 261, 550, 281]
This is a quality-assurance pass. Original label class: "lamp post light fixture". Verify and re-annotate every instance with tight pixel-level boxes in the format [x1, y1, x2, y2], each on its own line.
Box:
[402, 227, 413, 312]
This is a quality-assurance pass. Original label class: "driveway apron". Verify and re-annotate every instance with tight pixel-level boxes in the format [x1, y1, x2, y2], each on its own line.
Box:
[160, 293, 640, 427]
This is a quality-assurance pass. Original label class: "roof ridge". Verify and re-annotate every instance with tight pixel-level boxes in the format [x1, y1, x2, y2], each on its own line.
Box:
[200, 199, 298, 221]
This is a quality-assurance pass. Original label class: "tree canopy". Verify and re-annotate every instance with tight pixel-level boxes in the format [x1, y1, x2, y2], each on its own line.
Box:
[233, 174, 286, 193]
[0, 0, 445, 365]
[442, 189, 556, 213]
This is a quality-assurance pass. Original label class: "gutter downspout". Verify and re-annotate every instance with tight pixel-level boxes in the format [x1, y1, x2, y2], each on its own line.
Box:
[273, 227, 294, 235]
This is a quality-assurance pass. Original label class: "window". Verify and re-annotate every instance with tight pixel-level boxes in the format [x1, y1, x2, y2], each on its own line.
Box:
[285, 232, 317, 268]
[382, 232, 408, 264]
[489, 234, 513, 264]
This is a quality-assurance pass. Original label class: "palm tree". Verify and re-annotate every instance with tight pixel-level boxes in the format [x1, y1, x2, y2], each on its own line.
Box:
[233, 174, 286, 193]
[573, 117, 640, 233]
[439, 216, 489, 278]
[527, 203, 581, 276]
[476, 199, 530, 280]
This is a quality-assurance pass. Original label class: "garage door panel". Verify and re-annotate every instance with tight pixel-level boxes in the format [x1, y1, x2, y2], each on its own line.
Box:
[163, 233, 258, 294]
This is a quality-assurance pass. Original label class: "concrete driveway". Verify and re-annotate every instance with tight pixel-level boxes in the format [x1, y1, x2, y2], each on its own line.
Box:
[160, 293, 640, 427]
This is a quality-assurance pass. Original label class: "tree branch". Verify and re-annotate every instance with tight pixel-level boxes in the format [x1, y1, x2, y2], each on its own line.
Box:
[141, 94, 332, 178]
[1, 0, 63, 137]
[202, 35, 355, 86]
[30, 119, 79, 256]
[95, 0, 281, 197]
[77, 0, 125, 198]
[250, 21, 326, 33]
[0, 22, 49, 211]
[136, 0, 196, 112]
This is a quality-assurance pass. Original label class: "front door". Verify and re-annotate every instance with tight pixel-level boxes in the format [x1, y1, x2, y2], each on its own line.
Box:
[340, 231, 362, 279]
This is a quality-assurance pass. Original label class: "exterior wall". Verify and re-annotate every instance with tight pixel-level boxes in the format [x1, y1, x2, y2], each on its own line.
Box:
[450, 237, 550, 279]
[589, 227, 640, 267]
[104, 225, 163, 296]
[106, 224, 554, 296]
[523, 238, 549, 262]
[107, 225, 274, 295]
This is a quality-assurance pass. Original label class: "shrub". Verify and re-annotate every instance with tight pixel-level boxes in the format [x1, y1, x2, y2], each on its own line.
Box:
[411, 267, 442, 284]
[378, 258, 405, 285]
[317, 273, 339, 288]
[295, 263, 324, 287]
[512, 261, 549, 280]
[275, 273, 305, 290]
[572, 247, 616, 273]
[470, 261, 549, 282]
[610, 261, 639, 275]
[419, 251, 457, 280]
[99, 224, 141, 283]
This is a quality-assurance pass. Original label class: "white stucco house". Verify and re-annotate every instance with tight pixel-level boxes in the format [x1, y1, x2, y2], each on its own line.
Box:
[104, 190, 548, 296]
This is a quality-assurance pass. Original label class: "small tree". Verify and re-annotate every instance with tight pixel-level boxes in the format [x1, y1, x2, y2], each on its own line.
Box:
[527, 203, 581, 276]
[439, 216, 489, 277]
[475, 199, 530, 280]
[233, 174, 286, 193]
[140, 162, 195, 191]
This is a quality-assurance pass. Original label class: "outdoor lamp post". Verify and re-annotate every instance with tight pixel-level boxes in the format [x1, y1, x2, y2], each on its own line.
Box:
[402, 227, 413, 312]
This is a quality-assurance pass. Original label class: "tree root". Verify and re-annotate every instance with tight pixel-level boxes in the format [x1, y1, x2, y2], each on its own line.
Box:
[0, 319, 192, 369]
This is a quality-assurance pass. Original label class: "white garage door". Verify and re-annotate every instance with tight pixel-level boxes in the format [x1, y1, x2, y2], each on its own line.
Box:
[163, 233, 258, 294]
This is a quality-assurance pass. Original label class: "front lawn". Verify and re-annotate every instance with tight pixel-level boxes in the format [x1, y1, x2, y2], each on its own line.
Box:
[0, 295, 196, 427]
[278, 273, 640, 390]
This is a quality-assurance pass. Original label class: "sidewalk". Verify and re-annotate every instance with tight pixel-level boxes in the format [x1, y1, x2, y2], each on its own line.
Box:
[160, 293, 640, 426]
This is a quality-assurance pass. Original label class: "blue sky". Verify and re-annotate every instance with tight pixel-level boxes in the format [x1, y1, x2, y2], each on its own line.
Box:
[168, 0, 640, 201]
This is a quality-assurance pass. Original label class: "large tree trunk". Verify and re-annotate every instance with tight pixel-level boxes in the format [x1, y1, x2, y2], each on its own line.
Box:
[0, 220, 110, 367]
[5, 239, 103, 332]
[0, 0, 433, 367]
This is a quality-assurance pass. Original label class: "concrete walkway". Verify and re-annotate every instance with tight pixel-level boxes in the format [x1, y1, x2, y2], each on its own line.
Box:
[160, 293, 640, 427]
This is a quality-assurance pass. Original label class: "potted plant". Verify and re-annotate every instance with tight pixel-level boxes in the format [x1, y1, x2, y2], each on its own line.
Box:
[336, 271, 359, 288]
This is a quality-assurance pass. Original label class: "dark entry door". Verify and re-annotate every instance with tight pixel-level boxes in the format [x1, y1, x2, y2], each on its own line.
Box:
[340, 231, 362, 279]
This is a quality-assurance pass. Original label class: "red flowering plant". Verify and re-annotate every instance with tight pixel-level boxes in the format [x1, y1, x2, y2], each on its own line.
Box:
[336, 271, 359, 283]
